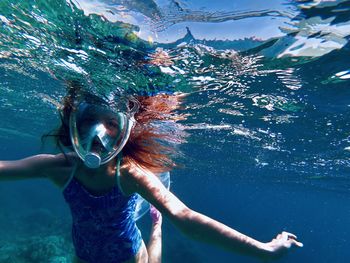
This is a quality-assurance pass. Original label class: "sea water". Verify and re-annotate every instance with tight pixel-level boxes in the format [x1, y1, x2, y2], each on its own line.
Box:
[1, 0, 350, 262]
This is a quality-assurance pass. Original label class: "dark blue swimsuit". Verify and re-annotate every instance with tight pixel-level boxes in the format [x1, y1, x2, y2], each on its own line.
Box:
[63, 164, 142, 263]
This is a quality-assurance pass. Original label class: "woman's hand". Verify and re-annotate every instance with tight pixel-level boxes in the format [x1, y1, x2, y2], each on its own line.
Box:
[150, 205, 162, 226]
[262, 231, 303, 259]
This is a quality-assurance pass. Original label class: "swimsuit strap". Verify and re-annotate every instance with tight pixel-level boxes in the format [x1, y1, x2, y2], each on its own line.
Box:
[62, 163, 78, 191]
[115, 153, 128, 196]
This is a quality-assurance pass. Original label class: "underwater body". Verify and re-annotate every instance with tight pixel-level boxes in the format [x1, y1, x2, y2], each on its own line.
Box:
[1, 0, 350, 262]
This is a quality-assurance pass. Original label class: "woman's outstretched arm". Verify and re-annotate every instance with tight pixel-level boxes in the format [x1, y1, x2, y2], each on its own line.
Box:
[0, 154, 73, 183]
[120, 165, 303, 260]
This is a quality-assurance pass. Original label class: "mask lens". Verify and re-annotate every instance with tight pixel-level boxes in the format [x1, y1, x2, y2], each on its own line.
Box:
[69, 101, 134, 168]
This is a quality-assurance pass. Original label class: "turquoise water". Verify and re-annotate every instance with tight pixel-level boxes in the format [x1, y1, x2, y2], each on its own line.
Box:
[1, 0, 350, 262]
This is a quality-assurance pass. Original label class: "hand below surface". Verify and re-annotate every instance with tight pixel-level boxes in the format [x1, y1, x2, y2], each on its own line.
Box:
[150, 205, 162, 225]
[264, 231, 303, 259]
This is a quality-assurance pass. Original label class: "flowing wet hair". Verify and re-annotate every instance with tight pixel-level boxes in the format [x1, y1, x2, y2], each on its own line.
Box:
[43, 81, 187, 173]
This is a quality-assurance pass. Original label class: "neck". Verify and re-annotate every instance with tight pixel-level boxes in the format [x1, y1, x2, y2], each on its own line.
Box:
[81, 158, 118, 177]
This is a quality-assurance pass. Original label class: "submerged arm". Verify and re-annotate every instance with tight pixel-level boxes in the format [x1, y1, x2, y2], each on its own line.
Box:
[121, 166, 302, 260]
[0, 154, 72, 182]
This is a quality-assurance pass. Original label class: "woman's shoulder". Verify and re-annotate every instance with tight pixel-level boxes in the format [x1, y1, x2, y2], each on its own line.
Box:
[41, 152, 80, 188]
[119, 161, 162, 195]
[32, 152, 79, 167]
[54, 152, 80, 165]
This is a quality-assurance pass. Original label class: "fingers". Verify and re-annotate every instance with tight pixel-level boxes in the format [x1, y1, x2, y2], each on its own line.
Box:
[282, 231, 297, 240]
[150, 205, 162, 224]
[291, 239, 304, 248]
[279, 231, 304, 248]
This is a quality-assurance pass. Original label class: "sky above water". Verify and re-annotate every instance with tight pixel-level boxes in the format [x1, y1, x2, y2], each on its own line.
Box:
[74, 0, 296, 42]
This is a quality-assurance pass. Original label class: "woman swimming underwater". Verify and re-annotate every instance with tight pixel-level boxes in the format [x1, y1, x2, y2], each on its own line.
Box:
[0, 85, 302, 262]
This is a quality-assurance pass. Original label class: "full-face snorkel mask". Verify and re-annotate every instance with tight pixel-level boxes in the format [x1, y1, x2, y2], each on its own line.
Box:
[69, 95, 139, 169]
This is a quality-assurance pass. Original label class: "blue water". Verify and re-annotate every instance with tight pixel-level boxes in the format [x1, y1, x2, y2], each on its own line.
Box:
[1, 0, 350, 262]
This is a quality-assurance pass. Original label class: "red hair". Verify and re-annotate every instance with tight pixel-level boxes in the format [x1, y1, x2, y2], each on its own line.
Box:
[123, 93, 188, 173]
[43, 82, 188, 174]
